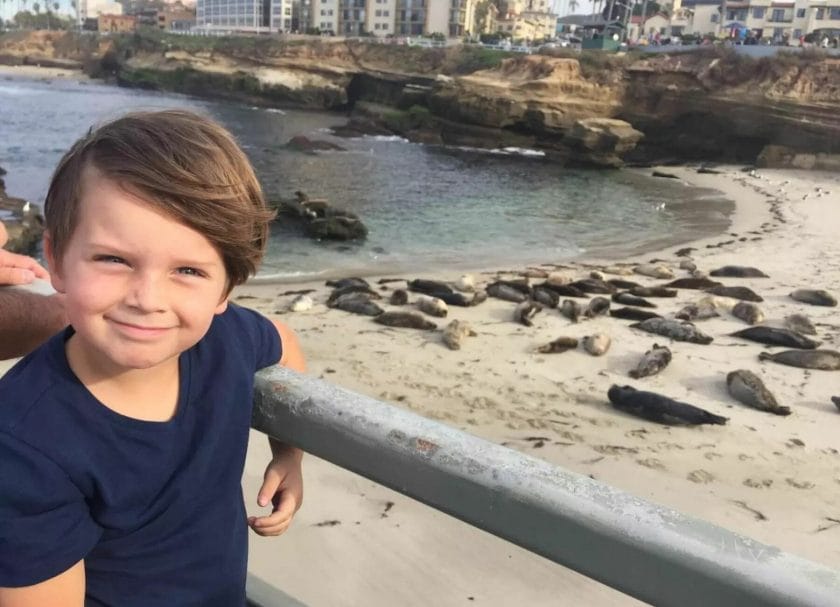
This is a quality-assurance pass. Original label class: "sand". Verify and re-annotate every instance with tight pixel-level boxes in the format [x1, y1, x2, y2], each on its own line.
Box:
[0, 64, 89, 81]
[237, 166, 840, 605]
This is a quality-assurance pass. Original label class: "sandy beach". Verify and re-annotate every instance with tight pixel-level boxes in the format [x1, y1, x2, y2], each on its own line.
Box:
[237, 166, 840, 605]
[0, 63, 88, 81]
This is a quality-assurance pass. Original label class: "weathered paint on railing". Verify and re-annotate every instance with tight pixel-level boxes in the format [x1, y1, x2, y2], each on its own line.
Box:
[252, 367, 840, 607]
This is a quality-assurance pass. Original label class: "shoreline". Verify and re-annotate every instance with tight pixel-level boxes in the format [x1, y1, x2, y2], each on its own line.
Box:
[239, 166, 840, 605]
[0, 63, 88, 81]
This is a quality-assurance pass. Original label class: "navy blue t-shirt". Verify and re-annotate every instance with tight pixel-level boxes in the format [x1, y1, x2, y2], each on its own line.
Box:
[0, 304, 281, 606]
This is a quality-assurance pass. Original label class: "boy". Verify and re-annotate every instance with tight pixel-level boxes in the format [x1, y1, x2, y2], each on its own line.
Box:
[0, 110, 306, 606]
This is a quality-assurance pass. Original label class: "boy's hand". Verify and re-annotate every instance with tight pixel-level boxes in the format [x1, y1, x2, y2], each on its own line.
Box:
[0, 249, 49, 286]
[248, 444, 304, 537]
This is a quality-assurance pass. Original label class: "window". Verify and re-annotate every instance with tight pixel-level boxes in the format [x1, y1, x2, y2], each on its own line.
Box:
[284, 7, 290, 14]
[815, 7, 824, 19]
[383, 9, 389, 15]
[830, 7, 840, 19]
[753, 7, 764, 18]
[328, 9, 333, 15]
[320, 8, 325, 15]
[710, 13, 719, 23]
[795, 8, 804, 18]
[375, 8, 381, 15]
[771, 8, 784, 21]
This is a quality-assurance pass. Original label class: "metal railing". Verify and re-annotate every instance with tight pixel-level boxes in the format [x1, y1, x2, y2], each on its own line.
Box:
[252, 367, 840, 607]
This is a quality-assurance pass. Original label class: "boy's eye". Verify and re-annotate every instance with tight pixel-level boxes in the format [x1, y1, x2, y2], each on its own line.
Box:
[94, 255, 126, 264]
[177, 267, 204, 277]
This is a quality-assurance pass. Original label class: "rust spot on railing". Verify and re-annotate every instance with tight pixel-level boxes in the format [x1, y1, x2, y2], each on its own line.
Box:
[415, 438, 439, 455]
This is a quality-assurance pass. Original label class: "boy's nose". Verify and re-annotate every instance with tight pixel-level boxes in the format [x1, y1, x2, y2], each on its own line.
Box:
[126, 272, 167, 312]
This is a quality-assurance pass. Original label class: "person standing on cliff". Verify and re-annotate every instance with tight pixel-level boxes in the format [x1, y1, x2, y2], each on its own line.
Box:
[0, 110, 306, 606]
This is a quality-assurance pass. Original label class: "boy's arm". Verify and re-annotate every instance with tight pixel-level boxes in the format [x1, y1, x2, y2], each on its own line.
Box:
[0, 290, 66, 360]
[0, 559, 85, 606]
[248, 320, 306, 537]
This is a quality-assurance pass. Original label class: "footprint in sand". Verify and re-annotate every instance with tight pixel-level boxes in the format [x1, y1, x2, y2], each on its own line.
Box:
[593, 445, 639, 456]
[687, 470, 715, 484]
[636, 458, 667, 471]
[785, 478, 816, 490]
[743, 478, 773, 489]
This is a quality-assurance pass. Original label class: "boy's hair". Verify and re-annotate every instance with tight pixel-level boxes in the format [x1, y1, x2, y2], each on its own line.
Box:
[44, 109, 274, 292]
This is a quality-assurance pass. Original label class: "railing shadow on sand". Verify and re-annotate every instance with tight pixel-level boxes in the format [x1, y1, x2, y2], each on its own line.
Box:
[250, 367, 840, 607]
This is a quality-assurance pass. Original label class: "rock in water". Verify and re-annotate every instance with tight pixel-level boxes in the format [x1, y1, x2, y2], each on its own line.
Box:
[390, 289, 409, 305]
[789, 289, 837, 307]
[583, 297, 610, 319]
[634, 264, 674, 279]
[783, 314, 816, 335]
[329, 292, 384, 316]
[560, 299, 581, 323]
[630, 318, 713, 344]
[629, 344, 672, 379]
[514, 300, 542, 326]
[610, 307, 662, 321]
[732, 302, 764, 325]
[582, 333, 611, 356]
[710, 266, 769, 278]
[536, 336, 579, 354]
[607, 385, 727, 426]
[442, 320, 476, 350]
[726, 370, 790, 416]
[375, 312, 437, 330]
[705, 285, 764, 302]
[287, 294, 314, 312]
[731, 327, 820, 349]
[758, 350, 840, 371]
[612, 292, 657, 308]
[416, 295, 448, 318]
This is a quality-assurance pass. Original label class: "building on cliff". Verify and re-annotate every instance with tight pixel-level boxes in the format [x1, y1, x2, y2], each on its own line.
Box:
[196, 0, 297, 32]
[80, 0, 125, 22]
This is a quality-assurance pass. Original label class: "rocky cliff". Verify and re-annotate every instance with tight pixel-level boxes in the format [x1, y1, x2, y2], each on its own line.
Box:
[2, 31, 839, 167]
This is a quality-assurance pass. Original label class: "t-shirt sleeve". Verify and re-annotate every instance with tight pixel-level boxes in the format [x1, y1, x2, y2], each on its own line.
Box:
[0, 432, 102, 587]
[227, 304, 283, 370]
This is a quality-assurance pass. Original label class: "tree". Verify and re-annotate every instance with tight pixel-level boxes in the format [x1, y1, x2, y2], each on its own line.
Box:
[31, 0, 38, 12]
[568, 0, 579, 13]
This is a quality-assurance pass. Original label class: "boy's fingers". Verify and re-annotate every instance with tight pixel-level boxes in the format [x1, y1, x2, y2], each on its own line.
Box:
[0, 250, 49, 281]
[0, 267, 35, 286]
[248, 513, 293, 537]
[257, 471, 282, 508]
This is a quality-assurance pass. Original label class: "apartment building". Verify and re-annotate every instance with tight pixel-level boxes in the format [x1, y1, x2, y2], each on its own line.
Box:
[679, 0, 840, 39]
[496, 0, 556, 40]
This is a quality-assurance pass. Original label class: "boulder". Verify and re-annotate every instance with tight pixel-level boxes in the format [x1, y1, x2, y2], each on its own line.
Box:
[283, 135, 346, 154]
[756, 145, 840, 172]
[271, 192, 368, 241]
[562, 118, 644, 168]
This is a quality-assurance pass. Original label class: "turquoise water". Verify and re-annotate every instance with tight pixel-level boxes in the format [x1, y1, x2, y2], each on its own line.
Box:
[0, 72, 733, 280]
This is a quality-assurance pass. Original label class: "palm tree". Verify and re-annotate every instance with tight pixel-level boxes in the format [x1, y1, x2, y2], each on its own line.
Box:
[568, 0, 578, 13]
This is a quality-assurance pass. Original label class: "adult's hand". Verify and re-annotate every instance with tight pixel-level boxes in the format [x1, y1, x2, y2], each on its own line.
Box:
[0, 249, 49, 286]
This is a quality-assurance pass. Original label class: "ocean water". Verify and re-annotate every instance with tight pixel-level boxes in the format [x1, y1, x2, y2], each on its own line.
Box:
[0, 72, 734, 281]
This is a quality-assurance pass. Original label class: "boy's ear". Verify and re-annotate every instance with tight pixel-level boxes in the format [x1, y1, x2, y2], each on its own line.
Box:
[43, 232, 66, 294]
[215, 295, 229, 316]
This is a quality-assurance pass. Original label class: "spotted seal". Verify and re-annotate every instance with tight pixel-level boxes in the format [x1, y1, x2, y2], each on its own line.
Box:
[583, 297, 610, 319]
[612, 292, 656, 308]
[536, 336, 579, 354]
[329, 292, 384, 316]
[710, 266, 769, 278]
[634, 264, 674, 279]
[630, 318, 713, 344]
[726, 370, 790, 416]
[705, 285, 763, 302]
[610, 307, 662, 322]
[731, 327, 820, 349]
[607, 385, 727, 426]
[375, 311, 437, 330]
[389, 289, 409, 305]
[416, 295, 448, 318]
[663, 277, 723, 290]
[582, 333, 611, 356]
[442, 320, 476, 350]
[630, 286, 678, 298]
[833, 396, 840, 412]
[789, 289, 837, 307]
[514, 300, 542, 327]
[783, 314, 817, 335]
[732, 302, 764, 325]
[487, 282, 528, 303]
[758, 350, 840, 370]
[560, 299, 582, 323]
[569, 278, 616, 295]
[629, 344, 672, 379]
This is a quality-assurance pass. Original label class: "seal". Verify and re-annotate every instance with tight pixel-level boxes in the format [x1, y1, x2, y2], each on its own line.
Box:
[726, 370, 790, 416]
[436, 290, 484, 307]
[789, 289, 837, 307]
[546, 272, 573, 287]
[532, 286, 559, 308]
[631, 318, 713, 344]
[288, 294, 314, 312]
[329, 292, 384, 316]
[416, 295, 448, 318]
[442, 320, 476, 350]
[582, 333, 611, 356]
[560, 299, 582, 323]
[675, 301, 719, 321]
[514, 300, 542, 327]
[732, 301, 764, 325]
[602, 266, 634, 276]
[607, 278, 642, 290]
[710, 266, 769, 278]
[630, 286, 677, 298]
[454, 275, 476, 292]
[610, 307, 662, 321]
[487, 282, 528, 303]
[541, 283, 587, 298]
[326, 277, 369, 289]
[731, 327, 820, 349]
[584, 297, 610, 319]
[758, 349, 840, 370]
[833, 396, 840, 412]
[612, 292, 657, 308]
[629, 344, 672, 379]
[569, 278, 616, 294]
[389, 289, 409, 305]
[634, 264, 674, 279]
[408, 279, 454, 296]
[784, 313, 816, 335]
[607, 385, 728, 426]
[663, 277, 723, 290]
[375, 311, 437, 330]
[327, 284, 382, 306]
[705, 285, 764, 302]
[536, 336, 579, 354]
[679, 260, 697, 272]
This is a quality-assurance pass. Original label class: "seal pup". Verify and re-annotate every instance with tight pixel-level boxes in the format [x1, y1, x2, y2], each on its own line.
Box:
[329, 292, 384, 316]
[710, 266, 769, 278]
[536, 336, 579, 354]
[546, 272, 573, 287]
[560, 299, 582, 323]
[607, 385, 728, 426]
[732, 302, 764, 325]
[630, 286, 677, 298]
[416, 295, 448, 318]
[390, 289, 409, 305]
[675, 301, 719, 321]
[634, 264, 674, 279]
[532, 286, 559, 309]
[326, 277, 369, 289]
[784, 313, 817, 335]
[487, 282, 528, 303]
[629, 344, 672, 379]
[375, 311, 437, 330]
[610, 307, 662, 322]
[569, 278, 616, 295]
[705, 285, 763, 302]
[679, 260, 697, 272]
[730, 327, 820, 349]
[582, 333, 611, 356]
[602, 266, 634, 276]
[453, 274, 476, 292]
[514, 300, 542, 327]
[663, 277, 723, 290]
[327, 284, 382, 306]
[789, 289, 837, 307]
[589, 270, 606, 281]
[833, 396, 840, 412]
[630, 318, 713, 344]
[726, 370, 790, 416]
[287, 294, 314, 312]
[612, 292, 656, 308]
[758, 350, 840, 371]
[607, 278, 642, 290]
[583, 297, 610, 319]
[442, 320, 476, 350]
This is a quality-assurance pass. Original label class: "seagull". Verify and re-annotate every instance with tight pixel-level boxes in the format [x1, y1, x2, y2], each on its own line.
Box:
[22, 201, 31, 213]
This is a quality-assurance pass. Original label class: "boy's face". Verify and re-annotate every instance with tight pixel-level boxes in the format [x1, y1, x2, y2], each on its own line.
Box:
[47, 166, 229, 375]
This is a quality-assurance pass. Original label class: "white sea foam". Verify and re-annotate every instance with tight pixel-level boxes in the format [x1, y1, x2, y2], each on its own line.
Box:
[361, 135, 409, 143]
[265, 108, 286, 114]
